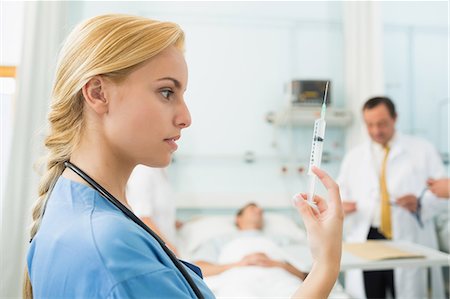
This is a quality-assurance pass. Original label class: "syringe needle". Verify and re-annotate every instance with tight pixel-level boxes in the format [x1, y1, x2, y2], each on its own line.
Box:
[304, 81, 329, 212]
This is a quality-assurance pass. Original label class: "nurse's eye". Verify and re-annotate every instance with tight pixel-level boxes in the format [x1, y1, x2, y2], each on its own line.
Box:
[160, 89, 174, 100]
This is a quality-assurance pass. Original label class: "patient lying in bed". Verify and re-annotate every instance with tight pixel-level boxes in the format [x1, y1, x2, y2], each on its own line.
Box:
[193, 203, 306, 278]
[188, 203, 348, 298]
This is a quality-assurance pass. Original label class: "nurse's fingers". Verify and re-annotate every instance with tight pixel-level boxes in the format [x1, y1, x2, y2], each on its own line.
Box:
[311, 166, 343, 216]
[294, 194, 318, 226]
[297, 193, 328, 215]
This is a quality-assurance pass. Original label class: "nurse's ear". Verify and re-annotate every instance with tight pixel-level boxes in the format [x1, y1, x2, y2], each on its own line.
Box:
[82, 75, 109, 115]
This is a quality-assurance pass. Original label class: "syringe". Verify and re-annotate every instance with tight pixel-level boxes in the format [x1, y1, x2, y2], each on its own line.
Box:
[306, 81, 329, 210]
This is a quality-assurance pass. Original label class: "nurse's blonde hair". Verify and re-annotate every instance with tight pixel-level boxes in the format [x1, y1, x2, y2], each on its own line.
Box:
[23, 14, 185, 298]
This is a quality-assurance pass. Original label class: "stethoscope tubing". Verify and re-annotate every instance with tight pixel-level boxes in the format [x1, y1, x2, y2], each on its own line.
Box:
[63, 161, 204, 299]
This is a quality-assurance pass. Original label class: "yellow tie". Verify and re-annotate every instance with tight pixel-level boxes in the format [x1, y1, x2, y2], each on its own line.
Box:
[380, 146, 392, 239]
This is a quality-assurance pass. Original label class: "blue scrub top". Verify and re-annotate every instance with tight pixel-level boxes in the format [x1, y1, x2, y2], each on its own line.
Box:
[27, 176, 215, 298]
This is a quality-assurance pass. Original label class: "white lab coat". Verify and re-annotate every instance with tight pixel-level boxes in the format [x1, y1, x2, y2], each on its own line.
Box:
[126, 166, 177, 244]
[337, 133, 446, 299]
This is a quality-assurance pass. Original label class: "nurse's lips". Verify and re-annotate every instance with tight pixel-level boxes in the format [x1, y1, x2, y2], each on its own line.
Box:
[164, 135, 180, 151]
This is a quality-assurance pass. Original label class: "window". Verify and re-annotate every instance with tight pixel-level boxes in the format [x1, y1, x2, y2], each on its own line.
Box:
[1, 66, 17, 209]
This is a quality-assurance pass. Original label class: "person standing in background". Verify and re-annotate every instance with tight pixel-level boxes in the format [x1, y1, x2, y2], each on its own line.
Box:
[337, 97, 446, 299]
[127, 165, 179, 254]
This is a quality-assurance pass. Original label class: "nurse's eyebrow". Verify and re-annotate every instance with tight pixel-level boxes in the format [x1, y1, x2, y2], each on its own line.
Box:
[157, 77, 181, 89]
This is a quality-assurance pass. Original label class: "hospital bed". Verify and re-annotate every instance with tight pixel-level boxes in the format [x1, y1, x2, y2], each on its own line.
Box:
[176, 207, 351, 298]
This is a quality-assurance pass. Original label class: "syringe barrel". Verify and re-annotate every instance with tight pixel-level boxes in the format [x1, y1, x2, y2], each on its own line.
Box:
[307, 175, 317, 203]
[308, 118, 326, 175]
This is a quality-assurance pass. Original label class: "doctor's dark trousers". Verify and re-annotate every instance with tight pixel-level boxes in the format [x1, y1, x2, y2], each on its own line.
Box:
[363, 227, 396, 299]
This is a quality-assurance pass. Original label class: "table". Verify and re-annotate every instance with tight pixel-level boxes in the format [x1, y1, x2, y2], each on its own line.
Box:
[339, 240, 449, 271]
[284, 240, 450, 272]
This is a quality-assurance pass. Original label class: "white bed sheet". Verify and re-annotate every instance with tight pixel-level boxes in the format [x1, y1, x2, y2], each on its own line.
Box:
[178, 213, 350, 299]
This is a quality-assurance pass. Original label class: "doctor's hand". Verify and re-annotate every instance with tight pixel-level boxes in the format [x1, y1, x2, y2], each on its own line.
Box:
[395, 194, 418, 212]
[342, 201, 357, 215]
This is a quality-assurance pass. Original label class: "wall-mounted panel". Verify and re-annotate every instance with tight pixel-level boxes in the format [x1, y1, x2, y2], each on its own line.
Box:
[412, 30, 448, 155]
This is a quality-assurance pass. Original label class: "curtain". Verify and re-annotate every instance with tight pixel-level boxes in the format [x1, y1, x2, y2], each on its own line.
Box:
[0, 2, 67, 297]
[343, 1, 385, 150]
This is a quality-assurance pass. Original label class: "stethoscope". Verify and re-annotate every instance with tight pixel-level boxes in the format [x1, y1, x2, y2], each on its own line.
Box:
[63, 161, 205, 299]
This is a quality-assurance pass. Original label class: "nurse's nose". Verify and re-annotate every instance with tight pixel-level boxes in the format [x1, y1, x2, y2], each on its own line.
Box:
[176, 100, 192, 129]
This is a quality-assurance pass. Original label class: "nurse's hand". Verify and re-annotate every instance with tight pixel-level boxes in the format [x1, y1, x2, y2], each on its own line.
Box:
[395, 194, 418, 212]
[292, 166, 343, 299]
[293, 166, 343, 266]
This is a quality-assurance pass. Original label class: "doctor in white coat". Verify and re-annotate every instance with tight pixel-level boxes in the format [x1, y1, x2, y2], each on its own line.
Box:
[337, 97, 446, 299]
[126, 165, 179, 254]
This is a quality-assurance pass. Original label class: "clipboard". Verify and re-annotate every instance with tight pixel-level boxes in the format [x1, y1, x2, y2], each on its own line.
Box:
[343, 241, 425, 261]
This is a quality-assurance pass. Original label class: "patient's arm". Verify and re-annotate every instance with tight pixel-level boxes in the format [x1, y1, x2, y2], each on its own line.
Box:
[197, 253, 308, 281]
[195, 253, 280, 277]
[279, 262, 307, 281]
[246, 252, 307, 280]
[195, 259, 248, 277]
[267, 259, 307, 280]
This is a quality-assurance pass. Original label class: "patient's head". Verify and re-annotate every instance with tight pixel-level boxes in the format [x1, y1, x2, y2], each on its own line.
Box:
[235, 202, 264, 230]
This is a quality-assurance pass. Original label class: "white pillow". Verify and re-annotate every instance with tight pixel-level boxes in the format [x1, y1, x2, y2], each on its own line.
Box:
[178, 215, 237, 253]
[177, 213, 305, 253]
[263, 212, 306, 242]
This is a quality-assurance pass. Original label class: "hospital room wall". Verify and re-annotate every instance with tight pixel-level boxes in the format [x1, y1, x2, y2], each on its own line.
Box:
[4, 2, 446, 208]
[382, 2, 449, 165]
[72, 1, 348, 206]
[67, 1, 449, 206]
